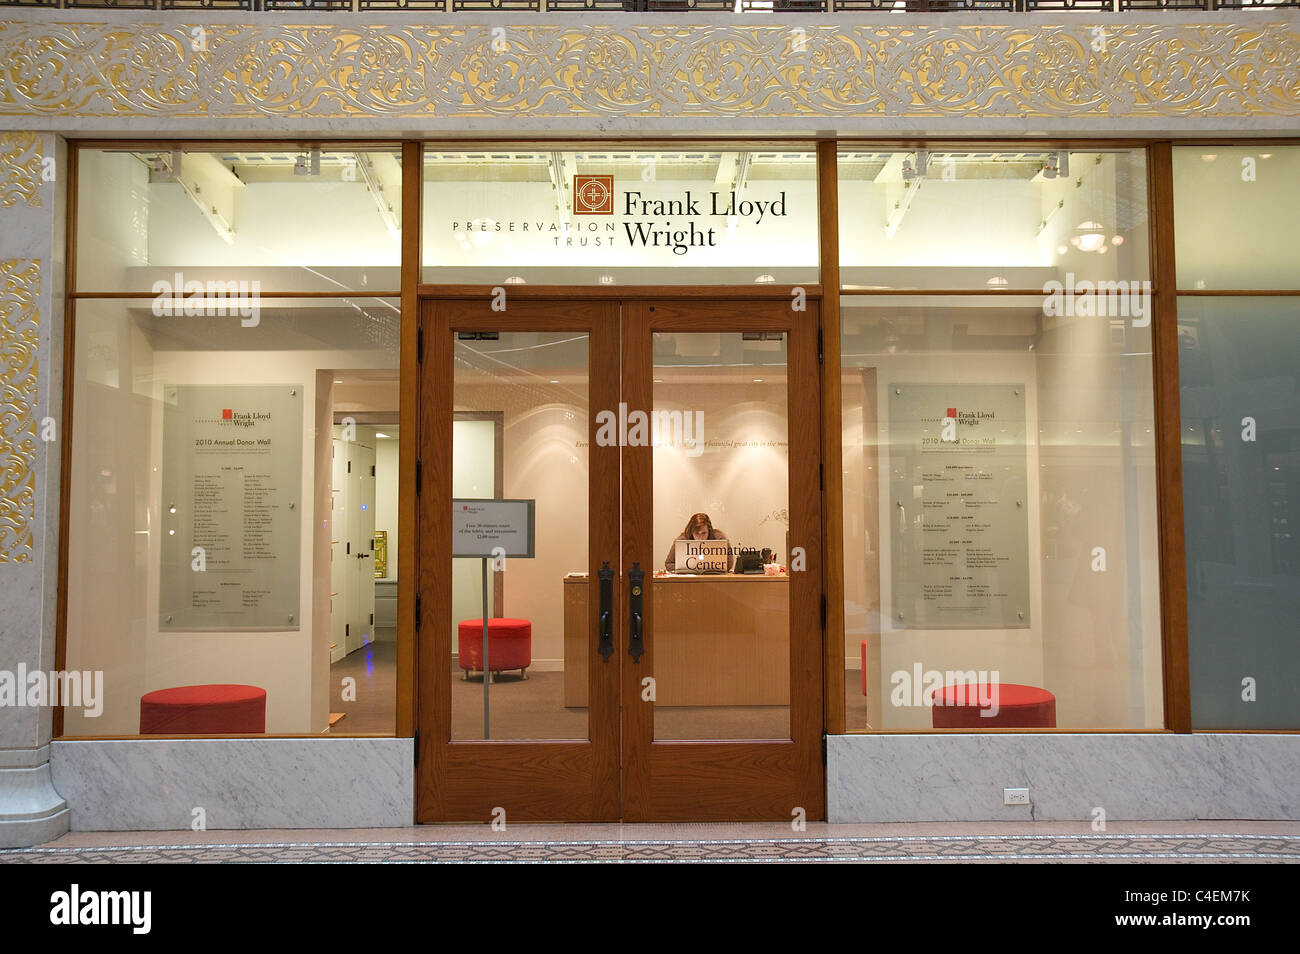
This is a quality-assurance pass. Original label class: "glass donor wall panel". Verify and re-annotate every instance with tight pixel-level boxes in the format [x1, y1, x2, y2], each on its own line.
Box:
[423, 149, 819, 285]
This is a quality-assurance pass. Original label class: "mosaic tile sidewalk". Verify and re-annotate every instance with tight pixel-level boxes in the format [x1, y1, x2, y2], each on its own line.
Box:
[4, 824, 1298, 863]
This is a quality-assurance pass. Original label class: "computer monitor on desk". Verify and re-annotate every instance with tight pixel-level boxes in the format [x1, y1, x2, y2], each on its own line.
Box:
[673, 538, 730, 573]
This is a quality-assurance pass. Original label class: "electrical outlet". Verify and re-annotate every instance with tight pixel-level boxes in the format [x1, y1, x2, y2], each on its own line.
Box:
[1004, 787, 1030, 806]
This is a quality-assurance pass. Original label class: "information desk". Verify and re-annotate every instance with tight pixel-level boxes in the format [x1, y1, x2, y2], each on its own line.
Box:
[563, 574, 790, 707]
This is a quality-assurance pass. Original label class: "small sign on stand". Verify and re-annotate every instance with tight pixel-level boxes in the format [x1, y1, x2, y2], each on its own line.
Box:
[452, 499, 536, 739]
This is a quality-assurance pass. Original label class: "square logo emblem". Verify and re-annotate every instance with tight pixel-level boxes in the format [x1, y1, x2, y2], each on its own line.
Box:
[946, 408, 957, 419]
[573, 175, 614, 215]
[222, 409, 233, 420]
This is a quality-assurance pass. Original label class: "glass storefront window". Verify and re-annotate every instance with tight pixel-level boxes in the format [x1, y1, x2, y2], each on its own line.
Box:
[76, 147, 402, 293]
[1180, 297, 1300, 729]
[838, 149, 1149, 291]
[1173, 146, 1300, 291]
[841, 294, 1164, 730]
[422, 149, 819, 285]
[64, 296, 399, 735]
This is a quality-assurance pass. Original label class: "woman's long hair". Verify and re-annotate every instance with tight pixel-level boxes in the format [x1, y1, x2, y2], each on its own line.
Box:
[681, 512, 716, 539]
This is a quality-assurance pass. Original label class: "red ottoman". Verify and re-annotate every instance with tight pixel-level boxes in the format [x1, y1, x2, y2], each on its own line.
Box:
[930, 683, 1056, 729]
[140, 684, 266, 734]
[458, 618, 532, 680]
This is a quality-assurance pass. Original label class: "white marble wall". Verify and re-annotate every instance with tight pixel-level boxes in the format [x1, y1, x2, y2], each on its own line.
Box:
[51, 739, 413, 830]
[829, 734, 1300, 823]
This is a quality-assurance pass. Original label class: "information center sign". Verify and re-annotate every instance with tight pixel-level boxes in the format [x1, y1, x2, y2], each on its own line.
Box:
[888, 384, 1030, 629]
[452, 499, 536, 559]
[159, 385, 302, 631]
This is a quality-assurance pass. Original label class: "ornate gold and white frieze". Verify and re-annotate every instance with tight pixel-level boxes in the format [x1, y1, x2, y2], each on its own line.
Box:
[0, 21, 1296, 120]
[0, 258, 38, 564]
[0, 132, 42, 207]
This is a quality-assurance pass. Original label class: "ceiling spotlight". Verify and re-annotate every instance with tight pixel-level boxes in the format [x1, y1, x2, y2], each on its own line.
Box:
[151, 149, 183, 180]
[504, 275, 526, 285]
[294, 148, 322, 177]
[754, 274, 776, 284]
[1042, 151, 1069, 179]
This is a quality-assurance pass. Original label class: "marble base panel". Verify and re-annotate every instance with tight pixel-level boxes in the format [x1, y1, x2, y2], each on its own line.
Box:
[828, 734, 1300, 823]
[51, 739, 412, 832]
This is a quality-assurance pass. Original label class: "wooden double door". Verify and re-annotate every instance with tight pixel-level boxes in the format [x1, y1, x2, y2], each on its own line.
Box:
[416, 294, 824, 822]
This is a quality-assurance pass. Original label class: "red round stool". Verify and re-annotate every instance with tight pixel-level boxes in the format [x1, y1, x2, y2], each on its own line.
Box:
[140, 684, 267, 734]
[930, 683, 1056, 728]
[458, 618, 532, 680]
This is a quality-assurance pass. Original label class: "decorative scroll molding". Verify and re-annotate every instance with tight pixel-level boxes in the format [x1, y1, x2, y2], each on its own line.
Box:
[0, 259, 38, 564]
[0, 132, 41, 207]
[0, 21, 1296, 120]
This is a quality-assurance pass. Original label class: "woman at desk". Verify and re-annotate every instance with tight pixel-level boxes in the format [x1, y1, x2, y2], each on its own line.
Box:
[664, 512, 733, 572]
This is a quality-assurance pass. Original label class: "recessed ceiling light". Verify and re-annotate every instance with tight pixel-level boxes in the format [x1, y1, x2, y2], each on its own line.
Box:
[334, 379, 343, 384]
[375, 433, 390, 439]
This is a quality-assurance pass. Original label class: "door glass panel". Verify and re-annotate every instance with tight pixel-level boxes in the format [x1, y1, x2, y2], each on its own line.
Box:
[651, 332, 791, 740]
[451, 332, 589, 740]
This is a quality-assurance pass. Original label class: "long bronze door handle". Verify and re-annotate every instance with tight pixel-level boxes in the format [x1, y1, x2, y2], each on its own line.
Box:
[597, 561, 614, 662]
[628, 562, 645, 662]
